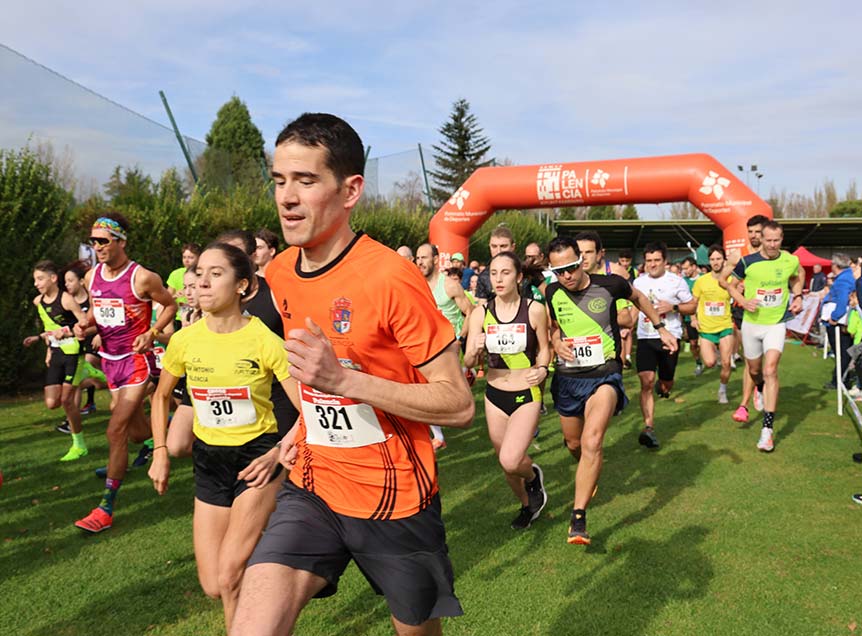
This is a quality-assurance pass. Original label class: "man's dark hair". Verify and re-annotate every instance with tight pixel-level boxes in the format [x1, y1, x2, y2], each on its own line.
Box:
[275, 113, 365, 181]
[618, 248, 633, 260]
[254, 228, 280, 251]
[182, 242, 202, 256]
[643, 241, 668, 260]
[98, 210, 131, 233]
[707, 244, 726, 259]
[761, 220, 783, 235]
[681, 256, 697, 267]
[747, 214, 770, 228]
[548, 236, 581, 257]
[490, 225, 515, 242]
[216, 229, 256, 256]
[574, 231, 603, 253]
[34, 260, 58, 276]
[418, 242, 439, 257]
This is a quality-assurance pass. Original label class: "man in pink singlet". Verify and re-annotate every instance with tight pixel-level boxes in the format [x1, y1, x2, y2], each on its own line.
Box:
[72, 212, 177, 533]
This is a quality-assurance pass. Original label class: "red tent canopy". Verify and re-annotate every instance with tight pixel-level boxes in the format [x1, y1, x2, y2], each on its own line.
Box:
[792, 246, 832, 267]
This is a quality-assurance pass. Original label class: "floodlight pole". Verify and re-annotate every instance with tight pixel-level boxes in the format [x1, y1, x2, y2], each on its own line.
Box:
[418, 143, 434, 209]
[159, 90, 198, 183]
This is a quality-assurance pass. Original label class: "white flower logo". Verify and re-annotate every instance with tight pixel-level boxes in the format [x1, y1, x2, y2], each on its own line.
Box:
[448, 187, 470, 210]
[699, 171, 731, 200]
[591, 169, 610, 188]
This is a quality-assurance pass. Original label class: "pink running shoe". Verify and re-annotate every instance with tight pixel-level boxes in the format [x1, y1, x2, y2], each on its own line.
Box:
[74, 508, 113, 533]
[732, 405, 749, 423]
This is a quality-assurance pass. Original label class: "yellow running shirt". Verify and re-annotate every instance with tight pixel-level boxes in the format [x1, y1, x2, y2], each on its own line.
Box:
[161, 316, 290, 446]
[691, 274, 733, 334]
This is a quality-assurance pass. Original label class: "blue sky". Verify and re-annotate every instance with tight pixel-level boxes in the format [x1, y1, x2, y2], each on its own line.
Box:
[1, 1, 860, 217]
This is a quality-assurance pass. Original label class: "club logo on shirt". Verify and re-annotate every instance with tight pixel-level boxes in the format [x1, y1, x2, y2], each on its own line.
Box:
[331, 297, 352, 334]
[588, 298, 607, 314]
[281, 298, 291, 319]
[234, 358, 261, 376]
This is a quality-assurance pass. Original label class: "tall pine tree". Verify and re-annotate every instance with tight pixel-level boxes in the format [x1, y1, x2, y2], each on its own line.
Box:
[429, 99, 492, 207]
[200, 96, 266, 191]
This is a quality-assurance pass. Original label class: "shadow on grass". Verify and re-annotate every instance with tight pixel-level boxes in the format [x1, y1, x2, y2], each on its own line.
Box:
[548, 525, 713, 636]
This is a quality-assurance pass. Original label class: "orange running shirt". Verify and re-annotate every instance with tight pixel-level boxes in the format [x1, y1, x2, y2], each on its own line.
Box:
[266, 233, 456, 520]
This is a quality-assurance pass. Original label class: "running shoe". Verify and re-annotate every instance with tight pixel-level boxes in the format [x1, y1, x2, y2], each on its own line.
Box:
[80, 403, 97, 415]
[131, 444, 153, 468]
[852, 493, 862, 505]
[56, 420, 71, 434]
[730, 359, 737, 370]
[476, 369, 485, 379]
[539, 403, 548, 416]
[718, 389, 729, 405]
[464, 368, 476, 387]
[525, 464, 548, 520]
[732, 405, 749, 423]
[74, 508, 112, 533]
[431, 438, 447, 453]
[756, 427, 774, 452]
[848, 386, 862, 399]
[567, 509, 590, 545]
[94, 466, 108, 479]
[638, 427, 660, 449]
[511, 506, 535, 530]
[753, 387, 764, 412]
[694, 362, 704, 376]
[623, 357, 632, 370]
[60, 446, 88, 462]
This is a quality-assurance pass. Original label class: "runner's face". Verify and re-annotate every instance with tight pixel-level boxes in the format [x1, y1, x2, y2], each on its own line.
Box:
[709, 252, 725, 273]
[181, 249, 198, 269]
[90, 228, 123, 264]
[549, 247, 584, 291]
[254, 239, 274, 268]
[489, 237, 514, 258]
[644, 251, 666, 277]
[576, 240, 600, 274]
[415, 245, 437, 278]
[761, 227, 782, 258]
[273, 141, 361, 249]
[183, 271, 199, 309]
[618, 256, 631, 269]
[195, 249, 247, 314]
[524, 246, 542, 266]
[681, 261, 696, 278]
[748, 224, 763, 249]
[33, 270, 56, 295]
[489, 255, 521, 297]
[64, 271, 83, 295]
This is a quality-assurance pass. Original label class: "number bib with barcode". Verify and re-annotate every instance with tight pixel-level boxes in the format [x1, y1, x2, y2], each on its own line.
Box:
[756, 288, 783, 308]
[562, 335, 604, 368]
[485, 323, 527, 354]
[191, 386, 256, 428]
[152, 345, 166, 370]
[49, 335, 76, 349]
[705, 301, 726, 316]
[93, 298, 126, 327]
[300, 382, 387, 448]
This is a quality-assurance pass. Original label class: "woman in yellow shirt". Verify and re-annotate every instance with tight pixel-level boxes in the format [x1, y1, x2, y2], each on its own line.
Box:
[148, 243, 296, 631]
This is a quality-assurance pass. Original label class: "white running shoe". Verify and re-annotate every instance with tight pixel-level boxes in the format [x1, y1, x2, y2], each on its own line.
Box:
[753, 387, 764, 412]
[756, 427, 774, 452]
[718, 389, 729, 404]
[848, 386, 862, 398]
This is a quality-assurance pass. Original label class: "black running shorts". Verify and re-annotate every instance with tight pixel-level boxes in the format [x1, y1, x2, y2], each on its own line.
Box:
[45, 349, 80, 386]
[248, 481, 463, 626]
[635, 338, 681, 381]
[192, 432, 280, 507]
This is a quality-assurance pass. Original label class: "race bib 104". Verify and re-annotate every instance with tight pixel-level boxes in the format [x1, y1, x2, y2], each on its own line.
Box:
[300, 382, 387, 448]
[191, 386, 257, 428]
[485, 323, 528, 354]
[93, 298, 125, 327]
[562, 335, 604, 368]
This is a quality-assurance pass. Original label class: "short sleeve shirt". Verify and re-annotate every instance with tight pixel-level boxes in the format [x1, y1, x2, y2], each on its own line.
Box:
[632, 272, 693, 339]
[691, 274, 733, 333]
[732, 251, 800, 325]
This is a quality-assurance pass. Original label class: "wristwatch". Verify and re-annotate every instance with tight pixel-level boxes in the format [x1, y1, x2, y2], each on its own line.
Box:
[672, 304, 679, 312]
[653, 321, 666, 330]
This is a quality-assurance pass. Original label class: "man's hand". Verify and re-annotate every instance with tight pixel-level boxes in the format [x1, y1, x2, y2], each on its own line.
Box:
[790, 296, 803, 315]
[553, 338, 575, 362]
[658, 328, 678, 354]
[237, 446, 281, 488]
[741, 298, 759, 312]
[654, 300, 673, 315]
[285, 318, 347, 395]
[132, 330, 155, 354]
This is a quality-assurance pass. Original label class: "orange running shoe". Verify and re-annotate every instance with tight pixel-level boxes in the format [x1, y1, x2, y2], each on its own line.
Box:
[74, 508, 113, 533]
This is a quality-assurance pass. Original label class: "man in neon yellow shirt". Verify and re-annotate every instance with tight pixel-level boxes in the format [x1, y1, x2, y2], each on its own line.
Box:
[691, 245, 734, 404]
[727, 221, 804, 452]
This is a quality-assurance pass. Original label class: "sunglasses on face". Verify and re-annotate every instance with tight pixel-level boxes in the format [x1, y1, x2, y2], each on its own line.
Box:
[88, 236, 114, 246]
[550, 259, 582, 275]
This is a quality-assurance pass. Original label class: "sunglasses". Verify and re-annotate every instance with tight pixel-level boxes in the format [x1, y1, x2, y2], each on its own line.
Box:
[88, 236, 114, 246]
[550, 258, 582, 275]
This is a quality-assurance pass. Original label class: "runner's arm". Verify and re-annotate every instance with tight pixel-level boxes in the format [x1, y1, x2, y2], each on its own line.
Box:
[525, 301, 551, 387]
[446, 276, 474, 318]
[550, 321, 575, 362]
[286, 319, 474, 427]
[789, 265, 805, 315]
[133, 270, 178, 353]
[629, 288, 678, 352]
[462, 305, 486, 369]
[148, 369, 180, 496]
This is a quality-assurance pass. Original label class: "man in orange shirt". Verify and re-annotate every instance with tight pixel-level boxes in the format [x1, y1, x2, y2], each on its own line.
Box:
[231, 113, 475, 636]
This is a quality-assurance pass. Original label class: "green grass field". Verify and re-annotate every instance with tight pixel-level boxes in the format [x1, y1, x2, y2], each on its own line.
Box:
[1, 344, 860, 635]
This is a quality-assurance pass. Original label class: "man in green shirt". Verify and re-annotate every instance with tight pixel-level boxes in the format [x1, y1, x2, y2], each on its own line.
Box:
[727, 221, 804, 452]
[165, 243, 201, 307]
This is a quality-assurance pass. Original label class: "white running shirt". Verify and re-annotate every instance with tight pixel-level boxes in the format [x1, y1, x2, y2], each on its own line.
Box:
[633, 271, 693, 340]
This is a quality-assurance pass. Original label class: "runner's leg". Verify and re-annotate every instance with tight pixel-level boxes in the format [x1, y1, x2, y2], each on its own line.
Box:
[573, 384, 617, 510]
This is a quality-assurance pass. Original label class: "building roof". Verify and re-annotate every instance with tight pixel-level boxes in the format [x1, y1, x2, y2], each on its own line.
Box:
[553, 218, 862, 252]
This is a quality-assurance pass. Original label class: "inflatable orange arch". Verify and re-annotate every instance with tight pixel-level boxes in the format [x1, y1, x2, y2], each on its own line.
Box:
[428, 153, 772, 263]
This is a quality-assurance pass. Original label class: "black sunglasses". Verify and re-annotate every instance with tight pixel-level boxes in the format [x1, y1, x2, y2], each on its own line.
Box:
[88, 236, 114, 246]
[549, 258, 582, 275]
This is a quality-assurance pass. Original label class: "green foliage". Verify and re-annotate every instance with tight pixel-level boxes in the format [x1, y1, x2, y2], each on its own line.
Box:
[467, 211, 554, 264]
[200, 96, 267, 191]
[828, 199, 862, 218]
[350, 199, 433, 250]
[587, 205, 616, 220]
[429, 99, 492, 207]
[104, 165, 156, 209]
[0, 147, 75, 391]
[621, 203, 639, 219]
